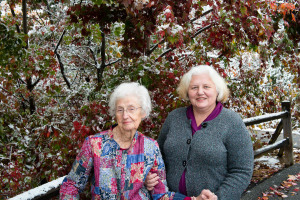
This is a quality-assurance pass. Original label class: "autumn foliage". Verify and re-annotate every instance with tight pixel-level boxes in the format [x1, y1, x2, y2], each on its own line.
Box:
[0, 0, 299, 199]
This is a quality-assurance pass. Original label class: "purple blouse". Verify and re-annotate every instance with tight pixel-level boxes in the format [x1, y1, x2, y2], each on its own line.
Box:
[178, 102, 223, 195]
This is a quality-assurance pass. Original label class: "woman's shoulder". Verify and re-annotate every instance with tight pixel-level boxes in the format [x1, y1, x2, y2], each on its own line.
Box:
[221, 107, 243, 119]
[86, 129, 111, 141]
[138, 132, 159, 147]
[219, 107, 246, 126]
[167, 106, 188, 117]
[139, 132, 156, 143]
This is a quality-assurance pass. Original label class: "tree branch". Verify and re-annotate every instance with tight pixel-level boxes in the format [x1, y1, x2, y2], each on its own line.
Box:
[22, 0, 28, 48]
[88, 44, 99, 69]
[0, 86, 24, 102]
[147, 39, 165, 56]
[76, 54, 96, 67]
[155, 47, 175, 62]
[54, 30, 71, 89]
[105, 59, 121, 67]
[32, 78, 40, 88]
[192, 24, 212, 38]
[155, 24, 213, 61]
[97, 29, 106, 85]
[148, 9, 213, 57]
[9, 4, 21, 33]
[54, 30, 66, 53]
[190, 9, 213, 23]
[45, 0, 54, 24]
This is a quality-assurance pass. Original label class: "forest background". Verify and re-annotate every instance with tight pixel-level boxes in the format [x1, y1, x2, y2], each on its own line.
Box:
[0, 0, 299, 199]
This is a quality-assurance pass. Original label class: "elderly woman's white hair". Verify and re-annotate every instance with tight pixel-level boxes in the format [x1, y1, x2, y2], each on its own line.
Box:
[177, 65, 230, 103]
[108, 82, 152, 118]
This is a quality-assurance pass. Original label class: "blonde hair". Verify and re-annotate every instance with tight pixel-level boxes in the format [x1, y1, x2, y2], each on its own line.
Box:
[108, 82, 152, 117]
[177, 65, 229, 102]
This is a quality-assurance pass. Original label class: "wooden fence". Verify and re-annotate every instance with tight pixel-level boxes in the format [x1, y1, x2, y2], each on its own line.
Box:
[9, 101, 294, 200]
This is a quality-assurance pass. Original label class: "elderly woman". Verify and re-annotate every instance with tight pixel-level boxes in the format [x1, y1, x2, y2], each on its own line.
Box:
[146, 65, 254, 200]
[60, 82, 217, 200]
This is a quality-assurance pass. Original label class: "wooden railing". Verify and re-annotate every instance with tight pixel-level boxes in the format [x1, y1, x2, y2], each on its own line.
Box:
[9, 101, 294, 200]
[244, 101, 294, 165]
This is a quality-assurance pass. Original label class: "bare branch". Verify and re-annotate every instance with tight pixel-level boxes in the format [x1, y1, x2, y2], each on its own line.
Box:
[147, 39, 165, 56]
[32, 78, 40, 88]
[45, 0, 54, 24]
[105, 59, 121, 67]
[22, 0, 28, 48]
[148, 9, 213, 57]
[193, 24, 212, 38]
[54, 30, 66, 53]
[0, 86, 24, 102]
[97, 29, 106, 85]
[88, 44, 99, 69]
[54, 30, 71, 89]
[75, 54, 96, 67]
[155, 47, 175, 62]
[34, 11, 47, 26]
[9, 4, 21, 33]
[55, 52, 71, 89]
[190, 9, 213, 23]
[155, 24, 213, 61]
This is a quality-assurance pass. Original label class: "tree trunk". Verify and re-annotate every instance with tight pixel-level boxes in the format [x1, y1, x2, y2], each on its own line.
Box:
[96, 28, 106, 91]
[23, 0, 36, 114]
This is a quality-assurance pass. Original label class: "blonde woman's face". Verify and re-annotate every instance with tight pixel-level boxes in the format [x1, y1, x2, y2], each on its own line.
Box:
[188, 74, 218, 112]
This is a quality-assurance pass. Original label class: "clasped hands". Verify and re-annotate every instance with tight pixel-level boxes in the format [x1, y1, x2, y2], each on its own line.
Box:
[145, 172, 217, 200]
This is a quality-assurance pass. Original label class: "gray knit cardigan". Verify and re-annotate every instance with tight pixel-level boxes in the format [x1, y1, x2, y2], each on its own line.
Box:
[157, 106, 254, 200]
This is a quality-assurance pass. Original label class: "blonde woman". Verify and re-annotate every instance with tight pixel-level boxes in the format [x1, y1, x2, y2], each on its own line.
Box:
[146, 65, 253, 200]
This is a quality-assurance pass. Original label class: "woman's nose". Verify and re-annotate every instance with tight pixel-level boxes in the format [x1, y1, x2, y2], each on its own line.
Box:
[197, 87, 203, 94]
[122, 111, 129, 118]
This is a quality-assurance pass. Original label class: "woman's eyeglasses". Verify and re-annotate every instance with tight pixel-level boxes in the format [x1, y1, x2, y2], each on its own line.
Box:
[116, 106, 142, 115]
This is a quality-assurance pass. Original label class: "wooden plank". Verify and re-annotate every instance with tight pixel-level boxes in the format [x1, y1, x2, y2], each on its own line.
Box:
[254, 138, 289, 158]
[281, 101, 294, 166]
[243, 111, 288, 126]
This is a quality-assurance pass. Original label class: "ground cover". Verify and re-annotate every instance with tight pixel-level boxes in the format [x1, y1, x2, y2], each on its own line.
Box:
[250, 148, 300, 199]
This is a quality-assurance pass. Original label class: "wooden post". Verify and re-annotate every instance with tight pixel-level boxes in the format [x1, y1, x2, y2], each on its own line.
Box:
[281, 101, 294, 166]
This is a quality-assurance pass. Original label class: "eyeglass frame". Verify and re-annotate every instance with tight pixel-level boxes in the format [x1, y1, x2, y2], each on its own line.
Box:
[115, 106, 142, 115]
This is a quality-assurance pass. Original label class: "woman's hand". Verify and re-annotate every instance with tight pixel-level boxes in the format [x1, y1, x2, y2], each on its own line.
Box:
[144, 172, 159, 191]
[193, 189, 217, 200]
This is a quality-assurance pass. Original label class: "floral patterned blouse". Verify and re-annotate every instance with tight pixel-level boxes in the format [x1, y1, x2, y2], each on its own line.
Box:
[59, 127, 187, 200]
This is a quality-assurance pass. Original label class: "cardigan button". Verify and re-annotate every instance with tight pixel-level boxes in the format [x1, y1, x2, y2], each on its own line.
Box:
[187, 139, 191, 144]
[183, 161, 187, 167]
[202, 122, 207, 128]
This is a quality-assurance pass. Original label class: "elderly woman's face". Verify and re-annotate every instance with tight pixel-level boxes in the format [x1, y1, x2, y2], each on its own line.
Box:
[115, 96, 145, 133]
[188, 74, 218, 112]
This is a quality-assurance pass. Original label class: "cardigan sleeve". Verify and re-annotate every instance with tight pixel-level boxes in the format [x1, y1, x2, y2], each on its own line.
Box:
[215, 116, 254, 200]
[59, 137, 94, 200]
[151, 141, 188, 200]
[157, 113, 172, 159]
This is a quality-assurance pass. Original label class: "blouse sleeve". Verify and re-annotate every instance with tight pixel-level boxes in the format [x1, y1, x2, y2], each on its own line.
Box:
[150, 141, 188, 200]
[59, 137, 94, 200]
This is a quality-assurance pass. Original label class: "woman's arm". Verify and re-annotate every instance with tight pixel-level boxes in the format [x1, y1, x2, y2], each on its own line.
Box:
[59, 137, 94, 200]
[150, 141, 217, 200]
[215, 117, 254, 199]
